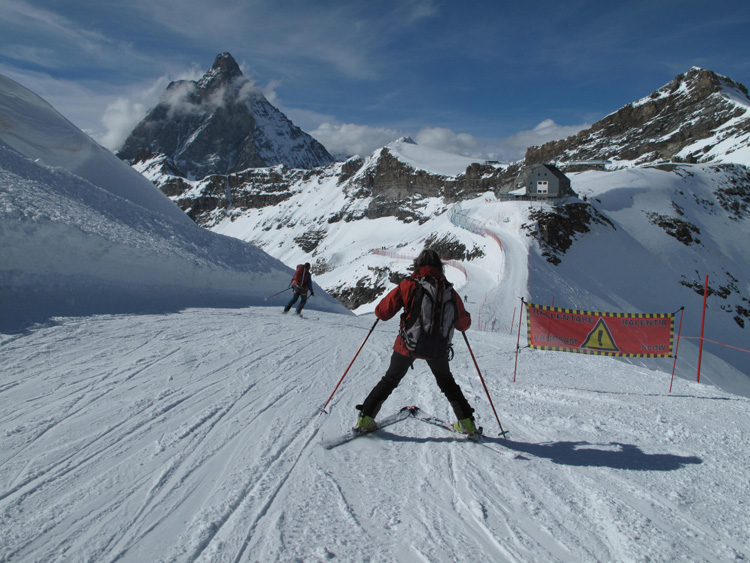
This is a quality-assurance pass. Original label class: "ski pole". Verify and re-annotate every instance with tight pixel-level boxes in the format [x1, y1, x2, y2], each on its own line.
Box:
[462, 331, 508, 438]
[264, 286, 292, 301]
[320, 319, 379, 414]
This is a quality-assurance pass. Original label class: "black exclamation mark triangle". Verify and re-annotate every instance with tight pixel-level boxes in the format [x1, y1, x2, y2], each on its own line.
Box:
[581, 318, 620, 353]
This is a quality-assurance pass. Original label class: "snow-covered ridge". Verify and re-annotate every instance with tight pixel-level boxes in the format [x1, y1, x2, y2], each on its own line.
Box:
[632, 66, 750, 111]
[0, 75, 190, 224]
[134, 119, 750, 397]
[0, 73, 348, 331]
[385, 137, 485, 177]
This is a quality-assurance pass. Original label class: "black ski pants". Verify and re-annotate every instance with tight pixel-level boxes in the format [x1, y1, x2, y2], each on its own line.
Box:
[284, 290, 308, 313]
[359, 351, 474, 421]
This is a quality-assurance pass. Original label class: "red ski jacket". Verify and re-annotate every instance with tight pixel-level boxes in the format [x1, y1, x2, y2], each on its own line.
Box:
[375, 265, 471, 358]
[291, 265, 312, 294]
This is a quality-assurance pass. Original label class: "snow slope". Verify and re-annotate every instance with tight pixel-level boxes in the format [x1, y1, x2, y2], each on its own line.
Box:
[387, 136, 485, 176]
[0, 74, 347, 331]
[0, 75, 190, 225]
[532, 166, 750, 397]
[1, 307, 749, 562]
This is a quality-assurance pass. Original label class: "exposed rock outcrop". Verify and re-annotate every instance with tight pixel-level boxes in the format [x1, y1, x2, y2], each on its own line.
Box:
[526, 68, 750, 167]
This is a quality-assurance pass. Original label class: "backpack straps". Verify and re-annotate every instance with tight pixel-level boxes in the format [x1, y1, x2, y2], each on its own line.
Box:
[401, 278, 421, 368]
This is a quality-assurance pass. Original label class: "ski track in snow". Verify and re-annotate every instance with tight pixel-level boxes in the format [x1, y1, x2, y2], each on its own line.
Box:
[2, 307, 749, 562]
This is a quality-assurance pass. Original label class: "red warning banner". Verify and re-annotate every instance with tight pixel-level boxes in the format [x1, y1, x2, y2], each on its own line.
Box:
[526, 302, 675, 357]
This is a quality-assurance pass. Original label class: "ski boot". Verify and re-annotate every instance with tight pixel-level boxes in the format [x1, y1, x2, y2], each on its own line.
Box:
[452, 417, 478, 435]
[354, 414, 377, 433]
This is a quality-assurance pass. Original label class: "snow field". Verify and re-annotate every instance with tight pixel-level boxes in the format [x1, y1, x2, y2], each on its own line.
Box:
[1, 307, 748, 562]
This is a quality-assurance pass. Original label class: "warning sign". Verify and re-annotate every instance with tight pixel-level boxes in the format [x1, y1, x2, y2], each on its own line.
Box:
[581, 319, 620, 353]
[525, 302, 675, 357]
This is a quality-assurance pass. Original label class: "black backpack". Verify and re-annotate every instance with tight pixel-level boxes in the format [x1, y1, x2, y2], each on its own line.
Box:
[399, 277, 457, 359]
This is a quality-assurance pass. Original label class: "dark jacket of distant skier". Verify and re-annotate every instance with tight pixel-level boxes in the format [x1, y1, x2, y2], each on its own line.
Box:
[354, 248, 478, 435]
[284, 263, 314, 315]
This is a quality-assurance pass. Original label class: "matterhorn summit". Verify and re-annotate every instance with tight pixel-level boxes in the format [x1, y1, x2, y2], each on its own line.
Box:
[196, 51, 243, 90]
[117, 52, 333, 178]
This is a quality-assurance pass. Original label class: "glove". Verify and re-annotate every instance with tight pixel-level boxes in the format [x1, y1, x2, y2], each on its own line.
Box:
[311, 291, 315, 297]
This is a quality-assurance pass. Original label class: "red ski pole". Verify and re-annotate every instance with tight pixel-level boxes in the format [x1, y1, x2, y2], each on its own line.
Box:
[462, 331, 508, 437]
[265, 286, 292, 301]
[320, 319, 379, 413]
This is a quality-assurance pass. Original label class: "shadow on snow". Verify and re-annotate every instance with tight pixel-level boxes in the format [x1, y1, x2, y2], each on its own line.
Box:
[377, 429, 703, 471]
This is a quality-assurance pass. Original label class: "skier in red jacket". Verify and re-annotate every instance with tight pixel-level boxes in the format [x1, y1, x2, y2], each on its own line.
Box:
[354, 249, 477, 434]
[283, 263, 314, 315]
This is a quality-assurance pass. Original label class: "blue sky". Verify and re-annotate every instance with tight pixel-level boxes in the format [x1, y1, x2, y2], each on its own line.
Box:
[2, 0, 749, 161]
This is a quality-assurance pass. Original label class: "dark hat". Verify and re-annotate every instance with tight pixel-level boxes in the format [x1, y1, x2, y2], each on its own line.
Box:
[413, 248, 443, 272]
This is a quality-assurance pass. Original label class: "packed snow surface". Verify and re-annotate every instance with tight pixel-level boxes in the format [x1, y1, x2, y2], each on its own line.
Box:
[1, 308, 749, 562]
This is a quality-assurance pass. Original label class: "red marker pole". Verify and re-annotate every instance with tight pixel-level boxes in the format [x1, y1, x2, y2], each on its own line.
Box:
[697, 275, 709, 383]
[513, 299, 524, 383]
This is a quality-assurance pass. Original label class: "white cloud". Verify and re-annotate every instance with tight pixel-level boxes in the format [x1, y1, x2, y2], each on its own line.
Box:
[310, 122, 403, 157]
[310, 122, 502, 161]
[413, 127, 483, 157]
[497, 119, 590, 161]
[98, 97, 148, 151]
[3, 0, 107, 51]
[259, 79, 283, 106]
[97, 77, 172, 151]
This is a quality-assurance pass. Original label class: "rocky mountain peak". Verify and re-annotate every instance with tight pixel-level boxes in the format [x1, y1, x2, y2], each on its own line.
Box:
[641, 67, 750, 113]
[525, 68, 750, 167]
[117, 52, 333, 178]
[197, 52, 243, 90]
[675, 67, 749, 101]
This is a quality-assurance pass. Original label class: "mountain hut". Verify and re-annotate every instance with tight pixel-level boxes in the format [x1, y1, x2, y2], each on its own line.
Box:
[514, 164, 575, 200]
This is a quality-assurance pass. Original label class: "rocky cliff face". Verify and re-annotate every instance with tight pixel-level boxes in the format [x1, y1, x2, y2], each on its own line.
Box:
[137, 142, 518, 229]
[526, 68, 750, 167]
[349, 147, 492, 223]
[117, 52, 333, 178]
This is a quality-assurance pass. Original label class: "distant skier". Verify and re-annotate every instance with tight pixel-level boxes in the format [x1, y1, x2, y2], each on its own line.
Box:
[283, 263, 314, 315]
[354, 249, 477, 435]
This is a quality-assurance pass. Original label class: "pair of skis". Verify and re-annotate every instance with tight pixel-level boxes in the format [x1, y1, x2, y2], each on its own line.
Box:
[323, 406, 496, 450]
